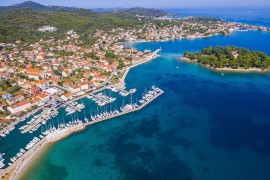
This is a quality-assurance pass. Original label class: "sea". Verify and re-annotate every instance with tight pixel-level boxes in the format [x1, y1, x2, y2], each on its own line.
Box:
[1, 8, 270, 180]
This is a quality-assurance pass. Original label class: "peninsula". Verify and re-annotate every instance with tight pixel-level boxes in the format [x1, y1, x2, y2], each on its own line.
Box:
[182, 46, 270, 72]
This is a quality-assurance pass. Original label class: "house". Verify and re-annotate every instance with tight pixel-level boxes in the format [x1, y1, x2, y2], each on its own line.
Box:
[2, 92, 12, 99]
[100, 75, 108, 82]
[7, 100, 32, 115]
[36, 93, 50, 102]
[31, 97, 43, 106]
[93, 80, 100, 87]
[63, 81, 72, 89]
[0, 64, 8, 72]
[62, 69, 72, 77]
[61, 93, 71, 101]
[231, 51, 239, 59]
[0, 103, 6, 112]
[124, 60, 131, 65]
[21, 82, 32, 89]
[49, 78, 59, 86]
[27, 68, 42, 80]
[0, 73, 8, 80]
[43, 71, 53, 78]
[6, 94, 24, 105]
[69, 85, 80, 94]
[80, 82, 89, 91]
[30, 86, 42, 95]
[35, 79, 50, 90]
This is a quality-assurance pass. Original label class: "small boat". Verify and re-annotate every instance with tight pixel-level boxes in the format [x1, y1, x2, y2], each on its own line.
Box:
[221, 73, 225, 76]
[0, 153, 5, 169]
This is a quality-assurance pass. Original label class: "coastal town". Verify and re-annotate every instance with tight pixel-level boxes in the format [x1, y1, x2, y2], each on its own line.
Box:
[0, 15, 269, 129]
[0, 8, 270, 179]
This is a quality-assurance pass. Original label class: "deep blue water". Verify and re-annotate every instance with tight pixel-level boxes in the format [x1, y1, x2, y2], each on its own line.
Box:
[17, 30, 270, 180]
[166, 7, 270, 27]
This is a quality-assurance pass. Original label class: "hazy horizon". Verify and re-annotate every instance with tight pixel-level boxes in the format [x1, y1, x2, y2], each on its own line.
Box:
[1, 0, 270, 9]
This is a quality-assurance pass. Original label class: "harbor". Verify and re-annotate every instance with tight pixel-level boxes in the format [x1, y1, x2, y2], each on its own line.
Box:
[0, 47, 162, 179]
[0, 86, 164, 179]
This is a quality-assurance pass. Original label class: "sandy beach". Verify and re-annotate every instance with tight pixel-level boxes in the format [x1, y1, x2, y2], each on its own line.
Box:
[16, 142, 51, 180]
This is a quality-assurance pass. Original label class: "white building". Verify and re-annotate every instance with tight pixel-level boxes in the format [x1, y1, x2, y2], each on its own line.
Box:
[8, 100, 32, 115]
[38, 26, 57, 32]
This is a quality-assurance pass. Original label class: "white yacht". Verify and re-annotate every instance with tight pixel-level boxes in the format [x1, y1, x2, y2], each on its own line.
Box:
[0, 153, 5, 169]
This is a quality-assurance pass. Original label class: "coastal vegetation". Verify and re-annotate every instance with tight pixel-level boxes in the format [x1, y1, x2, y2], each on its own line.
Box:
[183, 46, 270, 71]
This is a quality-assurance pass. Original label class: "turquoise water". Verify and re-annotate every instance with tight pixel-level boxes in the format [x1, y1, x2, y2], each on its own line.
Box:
[20, 30, 270, 180]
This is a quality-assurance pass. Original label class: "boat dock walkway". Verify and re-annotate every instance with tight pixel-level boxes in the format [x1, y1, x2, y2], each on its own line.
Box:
[21, 106, 58, 134]
[86, 90, 164, 125]
[66, 102, 81, 112]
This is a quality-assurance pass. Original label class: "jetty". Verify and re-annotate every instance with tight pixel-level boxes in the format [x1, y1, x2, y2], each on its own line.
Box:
[87, 89, 164, 125]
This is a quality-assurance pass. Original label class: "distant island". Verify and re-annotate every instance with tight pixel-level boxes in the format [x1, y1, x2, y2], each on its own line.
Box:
[182, 46, 270, 72]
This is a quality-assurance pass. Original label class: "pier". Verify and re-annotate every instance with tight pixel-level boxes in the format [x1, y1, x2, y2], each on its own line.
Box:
[86, 89, 164, 125]
[66, 102, 81, 112]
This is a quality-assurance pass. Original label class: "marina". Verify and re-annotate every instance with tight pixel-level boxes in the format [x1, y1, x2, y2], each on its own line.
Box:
[0, 85, 164, 176]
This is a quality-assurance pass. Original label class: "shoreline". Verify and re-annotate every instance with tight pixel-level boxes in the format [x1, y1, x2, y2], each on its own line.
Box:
[129, 29, 262, 45]
[180, 57, 270, 73]
[0, 48, 161, 180]
[16, 142, 51, 180]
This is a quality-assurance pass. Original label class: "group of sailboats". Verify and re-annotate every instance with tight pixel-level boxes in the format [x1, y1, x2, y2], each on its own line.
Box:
[0, 126, 15, 137]
[139, 86, 163, 104]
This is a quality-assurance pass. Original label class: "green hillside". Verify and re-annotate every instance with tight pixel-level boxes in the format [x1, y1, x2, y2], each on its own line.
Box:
[0, 8, 141, 43]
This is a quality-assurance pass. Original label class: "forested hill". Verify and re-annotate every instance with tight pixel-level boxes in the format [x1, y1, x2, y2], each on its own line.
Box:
[184, 46, 270, 70]
[0, 2, 172, 43]
[0, 8, 142, 43]
[0, 1, 77, 13]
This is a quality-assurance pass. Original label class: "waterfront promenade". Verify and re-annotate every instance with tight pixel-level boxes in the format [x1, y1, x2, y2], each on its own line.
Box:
[115, 49, 161, 88]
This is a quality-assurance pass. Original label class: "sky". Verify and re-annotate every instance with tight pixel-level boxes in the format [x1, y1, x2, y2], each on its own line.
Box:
[0, 0, 270, 9]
